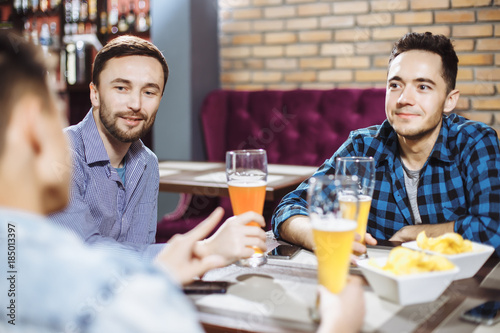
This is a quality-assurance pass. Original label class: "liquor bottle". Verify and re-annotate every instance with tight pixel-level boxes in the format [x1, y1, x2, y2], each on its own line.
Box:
[51, 0, 61, 10]
[64, 0, 72, 35]
[21, 0, 31, 15]
[79, 0, 88, 22]
[13, 0, 23, 14]
[32, 0, 39, 13]
[117, 5, 128, 33]
[108, 0, 118, 34]
[40, 0, 49, 12]
[39, 22, 51, 48]
[126, 1, 135, 33]
[99, 10, 107, 35]
[88, 0, 96, 22]
[71, 0, 80, 23]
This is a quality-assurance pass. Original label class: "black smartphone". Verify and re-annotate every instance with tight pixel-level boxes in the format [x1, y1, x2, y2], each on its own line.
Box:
[182, 280, 229, 295]
[268, 244, 301, 259]
[460, 301, 500, 326]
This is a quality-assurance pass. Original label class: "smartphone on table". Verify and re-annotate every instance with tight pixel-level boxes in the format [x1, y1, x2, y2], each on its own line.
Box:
[460, 301, 500, 326]
[267, 244, 301, 260]
[182, 280, 229, 295]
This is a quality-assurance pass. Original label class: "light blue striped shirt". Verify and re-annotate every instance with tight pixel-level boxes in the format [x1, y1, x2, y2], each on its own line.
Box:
[49, 110, 164, 260]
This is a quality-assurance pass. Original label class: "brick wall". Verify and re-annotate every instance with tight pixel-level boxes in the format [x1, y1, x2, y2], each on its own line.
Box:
[218, 0, 500, 132]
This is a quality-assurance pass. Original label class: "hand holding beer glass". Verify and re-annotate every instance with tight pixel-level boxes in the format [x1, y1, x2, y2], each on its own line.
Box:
[226, 149, 267, 267]
[335, 157, 375, 259]
[308, 175, 359, 294]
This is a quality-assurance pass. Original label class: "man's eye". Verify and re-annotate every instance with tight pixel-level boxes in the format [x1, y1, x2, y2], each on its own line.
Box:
[419, 85, 429, 90]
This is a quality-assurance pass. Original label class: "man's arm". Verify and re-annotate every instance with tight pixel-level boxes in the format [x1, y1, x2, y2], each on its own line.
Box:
[280, 215, 315, 250]
[389, 221, 455, 242]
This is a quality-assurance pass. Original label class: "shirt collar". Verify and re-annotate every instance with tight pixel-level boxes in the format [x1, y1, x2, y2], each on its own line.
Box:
[428, 115, 454, 163]
[81, 109, 111, 165]
[376, 116, 454, 166]
[81, 109, 146, 166]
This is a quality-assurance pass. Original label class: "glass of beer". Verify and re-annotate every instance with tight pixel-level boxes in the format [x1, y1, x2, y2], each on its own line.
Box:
[226, 149, 267, 267]
[335, 157, 375, 259]
[308, 175, 359, 294]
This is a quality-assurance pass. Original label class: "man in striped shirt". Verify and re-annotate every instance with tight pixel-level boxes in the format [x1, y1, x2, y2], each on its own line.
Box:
[50, 36, 267, 263]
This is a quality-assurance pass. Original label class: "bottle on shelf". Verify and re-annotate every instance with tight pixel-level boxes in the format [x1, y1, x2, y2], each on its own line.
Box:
[99, 9, 107, 35]
[136, 0, 149, 32]
[108, 0, 119, 34]
[117, 4, 128, 33]
[126, 1, 135, 33]
[88, 0, 96, 22]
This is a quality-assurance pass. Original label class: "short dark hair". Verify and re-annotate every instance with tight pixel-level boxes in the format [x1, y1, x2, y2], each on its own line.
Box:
[389, 32, 458, 93]
[92, 35, 169, 93]
[0, 31, 51, 158]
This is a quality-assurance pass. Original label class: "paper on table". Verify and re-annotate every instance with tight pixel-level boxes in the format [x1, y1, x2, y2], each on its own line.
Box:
[193, 172, 284, 184]
[480, 262, 500, 290]
[267, 165, 317, 176]
[158, 161, 222, 171]
[159, 169, 180, 178]
[194, 272, 317, 329]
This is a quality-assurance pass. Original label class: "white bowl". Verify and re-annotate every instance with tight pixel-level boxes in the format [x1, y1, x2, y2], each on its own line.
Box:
[402, 241, 494, 280]
[358, 257, 459, 306]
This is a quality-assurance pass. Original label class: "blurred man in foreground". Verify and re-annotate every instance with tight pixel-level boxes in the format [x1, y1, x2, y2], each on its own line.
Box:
[273, 32, 500, 257]
[0, 32, 364, 333]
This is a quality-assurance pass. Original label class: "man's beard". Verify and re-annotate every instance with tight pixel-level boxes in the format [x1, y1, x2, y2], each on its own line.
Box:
[99, 103, 155, 143]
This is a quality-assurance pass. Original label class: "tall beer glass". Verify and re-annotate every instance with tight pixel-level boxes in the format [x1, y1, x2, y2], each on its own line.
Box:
[308, 175, 359, 293]
[335, 157, 375, 258]
[226, 149, 267, 267]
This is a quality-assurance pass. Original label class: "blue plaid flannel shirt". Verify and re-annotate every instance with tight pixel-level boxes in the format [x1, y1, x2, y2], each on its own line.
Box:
[272, 113, 500, 256]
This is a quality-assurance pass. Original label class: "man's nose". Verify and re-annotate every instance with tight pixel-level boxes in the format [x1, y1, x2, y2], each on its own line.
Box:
[127, 91, 141, 112]
[397, 86, 415, 106]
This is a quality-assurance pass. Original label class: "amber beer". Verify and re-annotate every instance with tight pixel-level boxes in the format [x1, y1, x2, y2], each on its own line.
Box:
[228, 179, 266, 254]
[340, 195, 371, 243]
[312, 216, 357, 293]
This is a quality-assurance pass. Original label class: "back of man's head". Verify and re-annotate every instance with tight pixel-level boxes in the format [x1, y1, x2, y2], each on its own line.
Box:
[91, 35, 169, 93]
[0, 32, 50, 158]
[388, 32, 458, 93]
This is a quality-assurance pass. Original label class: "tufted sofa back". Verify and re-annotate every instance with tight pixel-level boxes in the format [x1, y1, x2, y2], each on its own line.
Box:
[201, 89, 387, 166]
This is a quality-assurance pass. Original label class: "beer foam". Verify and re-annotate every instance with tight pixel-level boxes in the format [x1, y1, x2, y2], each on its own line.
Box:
[227, 179, 267, 187]
[339, 194, 371, 202]
[311, 216, 357, 232]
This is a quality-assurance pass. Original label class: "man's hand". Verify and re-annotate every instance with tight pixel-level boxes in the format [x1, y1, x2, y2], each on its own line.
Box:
[352, 232, 378, 255]
[154, 207, 227, 285]
[196, 211, 267, 266]
[317, 276, 365, 333]
[389, 222, 455, 242]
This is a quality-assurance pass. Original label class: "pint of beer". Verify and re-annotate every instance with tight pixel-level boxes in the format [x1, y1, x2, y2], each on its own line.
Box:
[335, 157, 375, 254]
[227, 179, 266, 254]
[308, 175, 359, 293]
[339, 194, 372, 244]
[226, 149, 268, 266]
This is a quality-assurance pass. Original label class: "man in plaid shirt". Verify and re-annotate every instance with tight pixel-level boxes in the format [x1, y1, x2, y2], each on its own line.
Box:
[272, 32, 500, 257]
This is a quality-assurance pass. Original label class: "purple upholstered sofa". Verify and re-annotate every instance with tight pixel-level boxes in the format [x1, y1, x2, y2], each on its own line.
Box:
[155, 88, 387, 243]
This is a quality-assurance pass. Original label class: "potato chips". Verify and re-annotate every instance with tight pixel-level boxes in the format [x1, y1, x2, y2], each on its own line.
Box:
[416, 231, 473, 255]
[370, 247, 455, 275]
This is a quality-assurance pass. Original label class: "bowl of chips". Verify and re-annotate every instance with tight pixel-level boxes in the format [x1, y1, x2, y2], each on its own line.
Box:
[358, 247, 459, 305]
[402, 232, 495, 280]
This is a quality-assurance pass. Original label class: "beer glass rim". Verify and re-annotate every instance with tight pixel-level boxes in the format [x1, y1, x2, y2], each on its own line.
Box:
[226, 149, 266, 156]
[336, 156, 374, 162]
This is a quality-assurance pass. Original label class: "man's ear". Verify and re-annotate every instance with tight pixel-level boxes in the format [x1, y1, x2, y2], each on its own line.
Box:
[444, 89, 460, 113]
[89, 82, 99, 108]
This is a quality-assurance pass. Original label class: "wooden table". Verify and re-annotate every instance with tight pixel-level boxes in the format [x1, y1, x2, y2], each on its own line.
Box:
[158, 161, 317, 201]
[188, 235, 500, 333]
